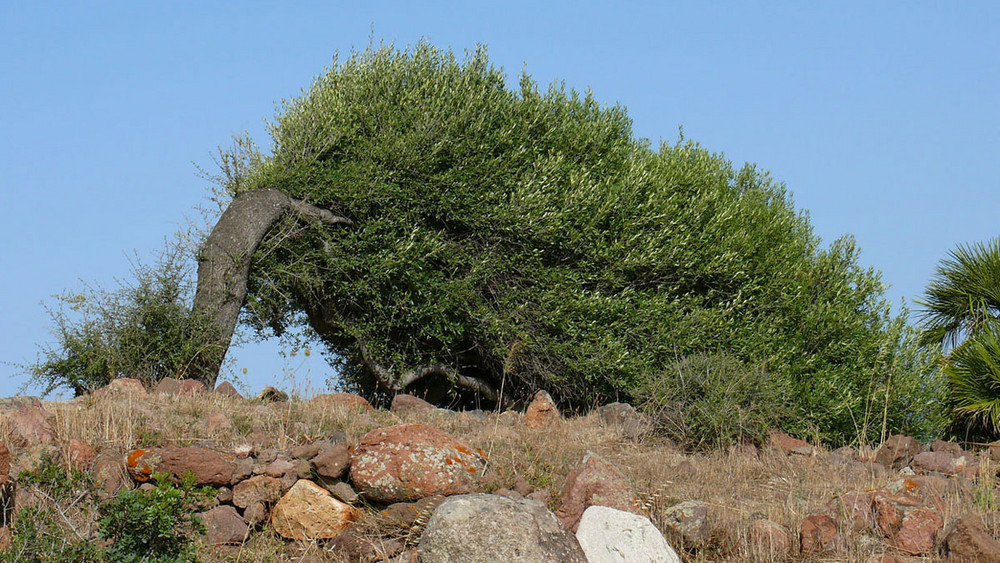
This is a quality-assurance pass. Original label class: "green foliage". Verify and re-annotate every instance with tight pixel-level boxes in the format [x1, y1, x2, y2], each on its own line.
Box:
[1, 506, 102, 563]
[919, 238, 1000, 438]
[29, 241, 217, 396]
[641, 354, 788, 449]
[97, 473, 213, 563]
[17, 452, 96, 503]
[214, 41, 943, 444]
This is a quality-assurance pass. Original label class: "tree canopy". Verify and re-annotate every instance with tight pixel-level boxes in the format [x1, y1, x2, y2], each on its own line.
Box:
[202, 42, 942, 443]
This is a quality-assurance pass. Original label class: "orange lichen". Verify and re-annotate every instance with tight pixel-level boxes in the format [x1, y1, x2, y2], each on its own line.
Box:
[455, 445, 471, 455]
[445, 458, 454, 465]
[126, 449, 152, 482]
[467, 466, 477, 474]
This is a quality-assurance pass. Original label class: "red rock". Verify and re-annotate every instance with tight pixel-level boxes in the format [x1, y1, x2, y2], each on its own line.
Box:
[747, 519, 790, 555]
[66, 438, 96, 470]
[930, 440, 963, 457]
[214, 381, 244, 400]
[125, 447, 236, 486]
[912, 451, 964, 475]
[311, 442, 351, 479]
[0, 443, 9, 483]
[875, 435, 921, 470]
[800, 513, 840, 554]
[177, 379, 207, 396]
[265, 457, 295, 478]
[271, 479, 361, 540]
[350, 424, 484, 502]
[205, 411, 232, 432]
[391, 394, 436, 416]
[93, 378, 147, 399]
[199, 505, 248, 545]
[524, 390, 560, 429]
[945, 514, 1000, 562]
[93, 451, 125, 497]
[769, 430, 815, 456]
[153, 377, 182, 395]
[311, 393, 374, 413]
[873, 490, 921, 538]
[826, 491, 874, 532]
[10, 403, 54, 445]
[243, 501, 267, 526]
[555, 452, 640, 532]
[892, 508, 942, 555]
[232, 475, 283, 508]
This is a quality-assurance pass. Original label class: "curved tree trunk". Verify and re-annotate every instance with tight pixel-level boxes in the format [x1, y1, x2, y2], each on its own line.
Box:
[186, 189, 351, 386]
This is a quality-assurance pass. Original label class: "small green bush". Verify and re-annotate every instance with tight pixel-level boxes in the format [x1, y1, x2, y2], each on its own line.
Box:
[17, 453, 96, 502]
[641, 354, 788, 449]
[0, 506, 102, 563]
[97, 473, 214, 563]
[28, 241, 218, 396]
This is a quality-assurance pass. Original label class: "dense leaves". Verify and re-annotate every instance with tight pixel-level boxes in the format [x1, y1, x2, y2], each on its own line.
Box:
[217, 42, 941, 443]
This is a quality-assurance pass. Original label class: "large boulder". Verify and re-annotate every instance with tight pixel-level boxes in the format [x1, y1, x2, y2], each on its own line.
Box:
[271, 479, 361, 540]
[524, 390, 560, 429]
[418, 494, 587, 562]
[576, 505, 680, 563]
[125, 447, 236, 486]
[555, 452, 641, 531]
[391, 394, 436, 416]
[310, 393, 374, 413]
[350, 424, 484, 502]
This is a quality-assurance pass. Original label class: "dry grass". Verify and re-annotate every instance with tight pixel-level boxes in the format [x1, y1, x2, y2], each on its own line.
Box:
[2, 391, 992, 561]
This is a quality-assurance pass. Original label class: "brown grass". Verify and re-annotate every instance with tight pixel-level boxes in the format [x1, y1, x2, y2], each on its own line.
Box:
[2, 391, 991, 561]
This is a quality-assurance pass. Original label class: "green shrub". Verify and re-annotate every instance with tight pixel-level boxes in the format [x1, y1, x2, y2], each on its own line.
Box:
[1, 506, 102, 563]
[17, 452, 96, 502]
[208, 40, 945, 444]
[28, 241, 218, 396]
[97, 473, 214, 562]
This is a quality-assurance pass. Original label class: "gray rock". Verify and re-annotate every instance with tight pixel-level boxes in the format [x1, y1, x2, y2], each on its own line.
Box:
[198, 505, 248, 545]
[575, 505, 681, 563]
[418, 493, 586, 562]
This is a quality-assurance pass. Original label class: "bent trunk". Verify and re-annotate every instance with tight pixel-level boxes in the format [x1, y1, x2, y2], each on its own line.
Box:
[186, 189, 351, 386]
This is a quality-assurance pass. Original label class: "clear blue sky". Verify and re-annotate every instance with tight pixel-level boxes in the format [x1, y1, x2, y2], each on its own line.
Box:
[2, 2, 997, 398]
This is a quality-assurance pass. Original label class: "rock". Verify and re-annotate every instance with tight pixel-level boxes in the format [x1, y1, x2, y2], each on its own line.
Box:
[310, 393, 374, 412]
[199, 505, 248, 545]
[332, 524, 406, 561]
[232, 475, 283, 509]
[912, 451, 965, 476]
[326, 481, 359, 504]
[217, 487, 233, 503]
[661, 500, 709, 546]
[826, 491, 874, 532]
[255, 386, 288, 402]
[768, 430, 815, 456]
[524, 390, 560, 429]
[125, 447, 236, 486]
[747, 519, 790, 556]
[9, 402, 54, 445]
[93, 451, 126, 497]
[265, 457, 296, 478]
[0, 443, 10, 482]
[875, 435, 921, 470]
[418, 493, 587, 562]
[311, 442, 351, 479]
[498, 411, 521, 426]
[576, 505, 680, 563]
[243, 501, 267, 526]
[381, 495, 446, 529]
[231, 457, 253, 485]
[177, 379, 207, 396]
[214, 381, 244, 400]
[153, 377, 183, 395]
[873, 489, 921, 538]
[205, 411, 232, 432]
[66, 438, 96, 470]
[349, 424, 484, 503]
[596, 402, 649, 438]
[989, 440, 1000, 463]
[555, 452, 640, 532]
[800, 513, 840, 554]
[892, 508, 943, 555]
[930, 440, 964, 457]
[270, 479, 361, 540]
[945, 514, 1000, 562]
[391, 394, 436, 416]
[92, 378, 147, 399]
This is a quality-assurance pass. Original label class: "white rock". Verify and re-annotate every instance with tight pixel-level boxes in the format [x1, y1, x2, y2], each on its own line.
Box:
[575, 505, 681, 563]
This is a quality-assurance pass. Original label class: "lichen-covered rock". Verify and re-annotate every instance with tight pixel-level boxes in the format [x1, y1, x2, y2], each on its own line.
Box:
[310, 393, 374, 413]
[270, 479, 361, 540]
[555, 452, 640, 532]
[418, 494, 586, 562]
[349, 424, 484, 502]
[125, 446, 235, 486]
[661, 500, 709, 546]
[524, 390, 559, 429]
[576, 505, 680, 563]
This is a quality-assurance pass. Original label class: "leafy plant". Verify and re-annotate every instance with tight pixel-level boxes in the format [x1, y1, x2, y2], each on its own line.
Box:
[0, 506, 102, 562]
[97, 472, 214, 562]
[28, 239, 219, 396]
[919, 238, 1000, 437]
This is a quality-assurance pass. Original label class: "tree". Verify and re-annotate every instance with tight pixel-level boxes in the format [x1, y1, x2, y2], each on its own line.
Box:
[918, 238, 1000, 435]
[178, 42, 941, 443]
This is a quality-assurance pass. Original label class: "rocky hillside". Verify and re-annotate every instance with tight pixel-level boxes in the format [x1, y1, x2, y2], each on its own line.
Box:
[1, 378, 999, 561]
